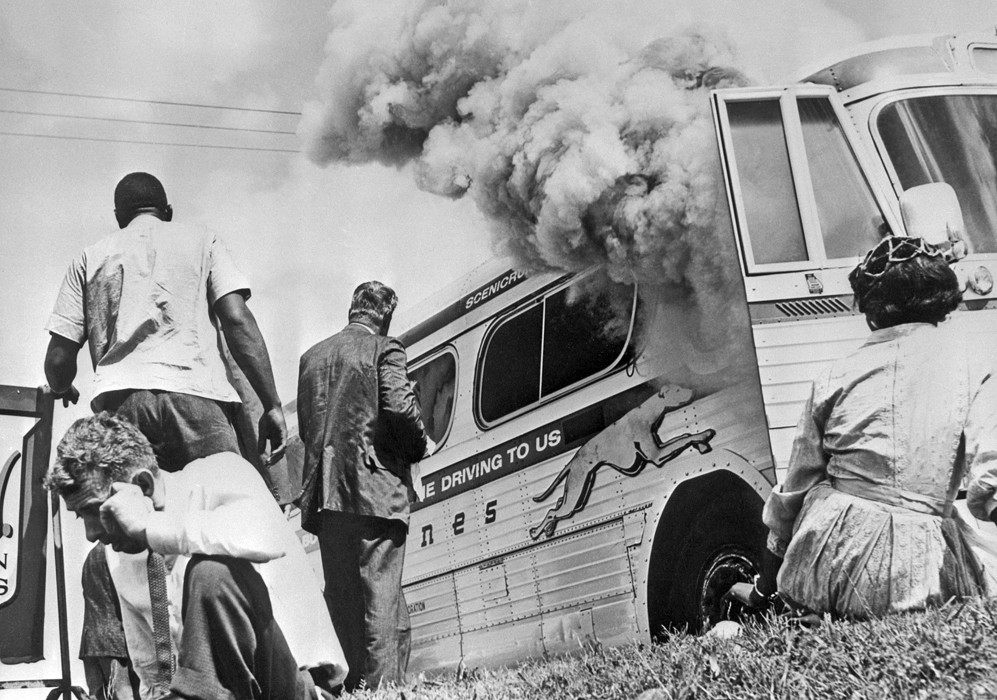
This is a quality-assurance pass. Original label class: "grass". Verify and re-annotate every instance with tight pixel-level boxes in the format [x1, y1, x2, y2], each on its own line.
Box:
[351, 597, 997, 700]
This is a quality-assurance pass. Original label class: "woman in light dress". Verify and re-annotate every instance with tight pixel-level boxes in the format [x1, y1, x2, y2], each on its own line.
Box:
[730, 235, 997, 620]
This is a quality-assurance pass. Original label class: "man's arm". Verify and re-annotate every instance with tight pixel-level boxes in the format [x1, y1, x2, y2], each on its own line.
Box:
[144, 491, 287, 562]
[295, 354, 313, 449]
[295, 354, 320, 494]
[214, 292, 286, 464]
[45, 254, 86, 408]
[966, 373, 997, 525]
[44, 334, 82, 407]
[101, 464, 288, 562]
[378, 339, 428, 464]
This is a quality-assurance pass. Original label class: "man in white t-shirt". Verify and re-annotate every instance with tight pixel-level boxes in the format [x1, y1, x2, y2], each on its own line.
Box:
[44, 171, 286, 471]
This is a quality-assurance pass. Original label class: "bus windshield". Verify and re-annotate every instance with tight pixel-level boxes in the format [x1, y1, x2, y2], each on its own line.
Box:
[878, 94, 997, 254]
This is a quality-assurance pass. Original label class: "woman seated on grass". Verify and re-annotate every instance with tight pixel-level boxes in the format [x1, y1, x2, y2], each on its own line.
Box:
[730, 235, 997, 620]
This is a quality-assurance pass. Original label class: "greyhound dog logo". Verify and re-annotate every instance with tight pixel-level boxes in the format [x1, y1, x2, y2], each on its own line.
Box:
[529, 432, 715, 540]
[529, 385, 714, 540]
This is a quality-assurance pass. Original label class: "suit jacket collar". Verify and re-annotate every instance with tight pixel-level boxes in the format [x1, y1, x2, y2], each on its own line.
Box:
[345, 322, 377, 335]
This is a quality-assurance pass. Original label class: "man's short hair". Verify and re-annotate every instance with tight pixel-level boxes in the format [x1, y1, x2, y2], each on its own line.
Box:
[348, 281, 398, 328]
[849, 252, 961, 329]
[114, 172, 168, 222]
[44, 412, 158, 498]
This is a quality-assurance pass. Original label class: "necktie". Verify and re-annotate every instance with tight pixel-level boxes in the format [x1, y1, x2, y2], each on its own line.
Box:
[147, 550, 174, 694]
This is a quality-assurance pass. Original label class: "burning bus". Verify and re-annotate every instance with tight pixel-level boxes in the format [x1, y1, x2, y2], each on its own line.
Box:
[284, 29, 997, 673]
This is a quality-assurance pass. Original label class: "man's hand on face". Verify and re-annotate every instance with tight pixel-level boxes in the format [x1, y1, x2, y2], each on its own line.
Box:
[99, 482, 153, 553]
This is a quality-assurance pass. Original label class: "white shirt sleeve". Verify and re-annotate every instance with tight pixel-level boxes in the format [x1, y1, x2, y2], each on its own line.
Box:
[206, 232, 251, 307]
[146, 456, 287, 562]
[45, 253, 87, 343]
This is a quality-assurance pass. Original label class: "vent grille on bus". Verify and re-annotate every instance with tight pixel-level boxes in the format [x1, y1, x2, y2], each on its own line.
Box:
[774, 297, 852, 317]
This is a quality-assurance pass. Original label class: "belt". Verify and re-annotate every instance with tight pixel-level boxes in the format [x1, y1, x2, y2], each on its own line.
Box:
[830, 476, 948, 516]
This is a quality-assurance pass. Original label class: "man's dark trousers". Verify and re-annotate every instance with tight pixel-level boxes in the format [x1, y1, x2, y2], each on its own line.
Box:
[98, 389, 241, 472]
[174, 556, 313, 700]
[319, 510, 411, 692]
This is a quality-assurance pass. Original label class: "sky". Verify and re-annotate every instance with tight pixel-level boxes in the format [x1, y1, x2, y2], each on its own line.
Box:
[1, 0, 996, 684]
[0, 1, 494, 436]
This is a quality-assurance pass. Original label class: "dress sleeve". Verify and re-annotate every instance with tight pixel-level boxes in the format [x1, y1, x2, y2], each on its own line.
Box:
[965, 371, 997, 521]
[762, 371, 834, 557]
[45, 254, 87, 344]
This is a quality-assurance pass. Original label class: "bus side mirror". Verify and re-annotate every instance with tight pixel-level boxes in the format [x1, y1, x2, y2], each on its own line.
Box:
[899, 183, 968, 259]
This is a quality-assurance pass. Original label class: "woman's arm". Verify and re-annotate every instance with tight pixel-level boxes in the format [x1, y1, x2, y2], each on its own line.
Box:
[762, 382, 833, 557]
[728, 378, 833, 608]
[965, 373, 997, 524]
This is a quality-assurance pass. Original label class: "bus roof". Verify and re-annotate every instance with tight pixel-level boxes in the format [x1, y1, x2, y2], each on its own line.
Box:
[396, 262, 557, 349]
[798, 29, 997, 92]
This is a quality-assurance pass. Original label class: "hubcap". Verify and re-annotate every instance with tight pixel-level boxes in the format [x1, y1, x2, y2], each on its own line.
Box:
[698, 548, 755, 630]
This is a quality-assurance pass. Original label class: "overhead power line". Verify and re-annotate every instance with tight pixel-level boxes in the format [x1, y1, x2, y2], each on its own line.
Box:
[0, 108, 297, 135]
[0, 86, 302, 116]
[0, 130, 299, 154]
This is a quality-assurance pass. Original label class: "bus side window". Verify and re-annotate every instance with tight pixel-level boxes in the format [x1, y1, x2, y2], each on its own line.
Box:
[478, 304, 543, 424]
[797, 97, 883, 259]
[726, 99, 809, 265]
[477, 277, 635, 426]
[541, 283, 630, 397]
[410, 350, 458, 448]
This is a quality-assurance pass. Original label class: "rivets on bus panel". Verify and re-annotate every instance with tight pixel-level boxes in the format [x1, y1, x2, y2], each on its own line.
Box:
[969, 266, 994, 296]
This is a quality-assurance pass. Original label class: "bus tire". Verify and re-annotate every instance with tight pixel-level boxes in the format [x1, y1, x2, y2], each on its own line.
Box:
[664, 518, 760, 634]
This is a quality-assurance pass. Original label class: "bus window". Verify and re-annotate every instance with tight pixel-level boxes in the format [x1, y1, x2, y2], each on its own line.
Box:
[410, 349, 458, 447]
[541, 283, 630, 397]
[971, 47, 997, 75]
[726, 99, 808, 265]
[477, 279, 634, 426]
[878, 94, 997, 254]
[798, 97, 884, 259]
[478, 304, 543, 424]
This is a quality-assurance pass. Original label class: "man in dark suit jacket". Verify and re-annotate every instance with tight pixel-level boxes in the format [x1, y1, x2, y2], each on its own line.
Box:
[297, 280, 429, 692]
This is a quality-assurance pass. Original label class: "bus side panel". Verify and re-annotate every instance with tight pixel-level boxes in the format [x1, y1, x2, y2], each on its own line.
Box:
[455, 551, 546, 668]
[407, 476, 547, 670]
[751, 315, 867, 475]
[407, 446, 643, 667]
[533, 520, 637, 651]
[405, 575, 463, 673]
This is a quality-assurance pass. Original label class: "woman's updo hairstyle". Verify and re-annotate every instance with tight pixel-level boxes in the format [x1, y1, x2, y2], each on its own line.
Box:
[849, 236, 961, 329]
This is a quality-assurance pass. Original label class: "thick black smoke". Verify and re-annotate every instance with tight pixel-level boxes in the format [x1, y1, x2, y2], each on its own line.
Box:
[300, 0, 753, 351]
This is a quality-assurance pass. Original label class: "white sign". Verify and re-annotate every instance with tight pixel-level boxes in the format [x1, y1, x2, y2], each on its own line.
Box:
[0, 450, 22, 606]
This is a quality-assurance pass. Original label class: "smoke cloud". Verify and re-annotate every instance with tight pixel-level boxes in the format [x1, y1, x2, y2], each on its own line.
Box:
[297, 0, 997, 365]
[299, 0, 759, 349]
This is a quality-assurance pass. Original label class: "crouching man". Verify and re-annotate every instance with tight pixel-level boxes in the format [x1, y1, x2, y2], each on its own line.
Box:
[45, 412, 346, 700]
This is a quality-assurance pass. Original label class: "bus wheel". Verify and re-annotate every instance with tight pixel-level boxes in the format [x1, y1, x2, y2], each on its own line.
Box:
[665, 527, 759, 633]
[695, 544, 756, 631]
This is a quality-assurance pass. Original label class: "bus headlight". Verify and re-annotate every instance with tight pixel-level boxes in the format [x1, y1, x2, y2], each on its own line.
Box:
[968, 266, 994, 296]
